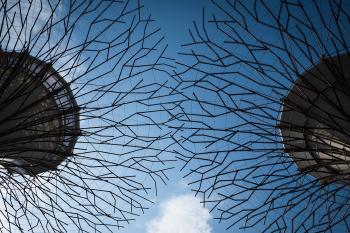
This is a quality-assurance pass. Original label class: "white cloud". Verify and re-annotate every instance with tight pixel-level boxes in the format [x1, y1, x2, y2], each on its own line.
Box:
[146, 195, 212, 233]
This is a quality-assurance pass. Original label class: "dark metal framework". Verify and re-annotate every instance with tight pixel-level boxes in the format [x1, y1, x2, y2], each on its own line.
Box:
[173, 0, 350, 232]
[0, 0, 178, 232]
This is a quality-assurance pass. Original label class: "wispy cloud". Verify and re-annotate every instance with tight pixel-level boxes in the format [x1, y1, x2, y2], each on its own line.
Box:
[146, 195, 212, 233]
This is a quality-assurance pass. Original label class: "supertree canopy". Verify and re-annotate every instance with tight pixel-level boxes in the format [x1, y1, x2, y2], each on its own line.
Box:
[0, 0, 179, 232]
[173, 0, 350, 232]
[0, 50, 80, 175]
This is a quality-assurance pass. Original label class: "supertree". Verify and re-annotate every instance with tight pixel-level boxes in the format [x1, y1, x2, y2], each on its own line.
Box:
[0, 0, 179, 232]
[173, 0, 350, 232]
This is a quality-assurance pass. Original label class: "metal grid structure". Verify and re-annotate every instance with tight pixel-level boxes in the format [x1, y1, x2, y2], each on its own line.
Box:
[173, 0, 350, 232]
[0, 0, 179, 232]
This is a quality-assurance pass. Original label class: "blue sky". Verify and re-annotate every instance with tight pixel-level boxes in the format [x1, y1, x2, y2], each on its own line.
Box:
[1, 0, 349, 232]
[118, 1, 233, 233]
